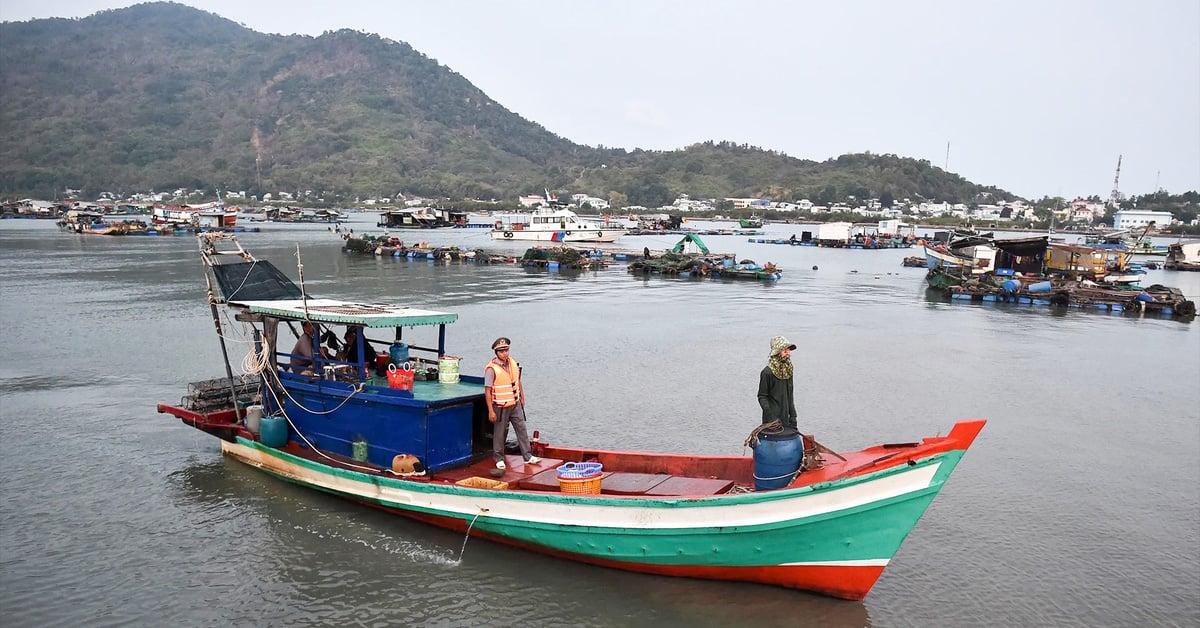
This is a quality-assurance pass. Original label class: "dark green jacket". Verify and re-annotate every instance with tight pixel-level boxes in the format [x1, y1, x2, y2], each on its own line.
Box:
[757, 367, 797, 429]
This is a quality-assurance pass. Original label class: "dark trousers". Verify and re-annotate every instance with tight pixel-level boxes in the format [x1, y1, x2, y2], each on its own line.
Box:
[492, 403, 532, 461]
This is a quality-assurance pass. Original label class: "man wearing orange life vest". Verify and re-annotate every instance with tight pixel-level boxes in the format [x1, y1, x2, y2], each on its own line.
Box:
[484, 337, 539, 470]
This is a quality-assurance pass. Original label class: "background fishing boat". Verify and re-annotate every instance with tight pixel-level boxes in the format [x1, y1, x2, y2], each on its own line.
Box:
[489, 205, 626, 243]
[377, 207, 466, 228]
[1164, 240, 1200, 271]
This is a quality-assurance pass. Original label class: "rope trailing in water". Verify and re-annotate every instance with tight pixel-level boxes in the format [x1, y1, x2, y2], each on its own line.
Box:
[458, 511, 487, 562]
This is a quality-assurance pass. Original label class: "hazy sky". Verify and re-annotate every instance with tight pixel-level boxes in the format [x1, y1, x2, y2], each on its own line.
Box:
[3, 1, 1198, 200]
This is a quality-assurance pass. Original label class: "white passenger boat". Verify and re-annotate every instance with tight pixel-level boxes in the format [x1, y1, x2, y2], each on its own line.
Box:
[489, 206, 625, 243]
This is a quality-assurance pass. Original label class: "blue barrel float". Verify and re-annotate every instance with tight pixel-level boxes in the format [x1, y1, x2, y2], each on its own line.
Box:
[259, 415, 289, 448]
[1028, 281, 1053, 293]
[752, 426, 802, 490]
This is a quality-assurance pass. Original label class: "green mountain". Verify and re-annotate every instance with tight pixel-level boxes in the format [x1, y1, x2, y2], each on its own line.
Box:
[0, 2, 1016, 206]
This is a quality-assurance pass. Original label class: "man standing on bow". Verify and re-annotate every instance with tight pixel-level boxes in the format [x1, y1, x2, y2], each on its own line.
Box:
[757, 335, 798, 430]
[484, 337, 539, 470]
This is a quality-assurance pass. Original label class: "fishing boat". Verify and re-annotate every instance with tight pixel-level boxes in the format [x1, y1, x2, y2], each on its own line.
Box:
[377, 207, 466, 228]
[56, 209, 154, 235]
[152, 201, 239, 229]
[922, 240, 996, 274]
[157, 234, 985, 600]
[1045, 242, 1146, 285]
[264, 207, 344, 223]
[1164, 240, 1200, 271]
[1125, 239, 1170, 256]
[925, 266, 1195, 318]
[489, 205, 625, 243]
[1084, 227, 1170, 256]
[57, 209, 107, 233]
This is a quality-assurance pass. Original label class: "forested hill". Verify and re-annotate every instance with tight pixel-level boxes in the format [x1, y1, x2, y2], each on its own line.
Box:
[0, 2, 1016, 206]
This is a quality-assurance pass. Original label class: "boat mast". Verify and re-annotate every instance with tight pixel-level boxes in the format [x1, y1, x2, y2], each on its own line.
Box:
[198, 234, 249, 416]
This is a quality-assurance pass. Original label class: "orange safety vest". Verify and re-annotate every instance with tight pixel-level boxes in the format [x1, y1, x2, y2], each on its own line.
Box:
[485, 358, 521, 407]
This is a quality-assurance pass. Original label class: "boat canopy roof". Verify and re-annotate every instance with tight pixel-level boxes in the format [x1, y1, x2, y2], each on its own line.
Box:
[531, 207, 579, 218]
[237, 298, 458, 328]
[992, 235, 1049, 257]
[1048, 242, 1101, 252]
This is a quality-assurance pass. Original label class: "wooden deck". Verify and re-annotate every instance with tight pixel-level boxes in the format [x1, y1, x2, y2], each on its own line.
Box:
[434, 454, 737, 497]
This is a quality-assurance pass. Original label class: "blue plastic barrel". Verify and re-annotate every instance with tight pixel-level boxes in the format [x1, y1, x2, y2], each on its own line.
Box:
[259, 415, 288, 448]
[390, 342, 410, 365]
[1028, 281, 1052, 293]
[1002, 279, 1019, 293]
[752, 427, 802, 490]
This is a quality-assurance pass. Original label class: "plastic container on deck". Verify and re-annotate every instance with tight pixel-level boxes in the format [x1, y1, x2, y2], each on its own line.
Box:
[556, 462, 604, 494]
[259, 415, 288, 448]
[389, 342, 410, 366]
[438, 356, 460, 384]
[244, 405, 264, 434]
[556, 461, 603, 479]
[752, 427, 801, 490]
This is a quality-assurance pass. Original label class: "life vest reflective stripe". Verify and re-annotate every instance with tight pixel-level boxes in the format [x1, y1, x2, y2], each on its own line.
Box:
[485, 359, 521, 406]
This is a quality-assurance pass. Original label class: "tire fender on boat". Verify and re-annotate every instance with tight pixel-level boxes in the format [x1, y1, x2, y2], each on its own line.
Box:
[494, 220, 503, 230]
[565, 230, 572, 236]
[597, 231, 603, 238]
[503, 231, 513, 238]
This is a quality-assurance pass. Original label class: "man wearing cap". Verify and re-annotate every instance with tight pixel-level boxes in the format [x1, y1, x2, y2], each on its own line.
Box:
[757, 335, 798, 429]
[484, 337, 539, 470]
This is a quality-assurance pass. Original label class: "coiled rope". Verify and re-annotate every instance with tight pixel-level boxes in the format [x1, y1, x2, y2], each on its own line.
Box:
[743, 419, 783, 453]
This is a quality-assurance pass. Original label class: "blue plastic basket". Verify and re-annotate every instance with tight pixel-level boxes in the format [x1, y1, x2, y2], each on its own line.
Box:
[556, 461, 603, 479]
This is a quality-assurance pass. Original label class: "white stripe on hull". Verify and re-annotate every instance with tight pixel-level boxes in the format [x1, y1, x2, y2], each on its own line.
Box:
[781, 558, 890, 567]
[223, 439, 941, 530]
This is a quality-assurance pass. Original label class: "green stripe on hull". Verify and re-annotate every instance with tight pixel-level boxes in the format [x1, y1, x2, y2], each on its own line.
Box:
[232, 437, 966, 567]
[470, 475, 946, 566]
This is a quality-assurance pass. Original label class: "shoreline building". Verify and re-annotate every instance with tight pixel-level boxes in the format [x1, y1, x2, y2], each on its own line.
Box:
[1114, 209, 1174, 230]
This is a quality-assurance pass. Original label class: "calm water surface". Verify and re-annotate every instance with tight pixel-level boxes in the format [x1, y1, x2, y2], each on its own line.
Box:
[1, 216, 1197, 627]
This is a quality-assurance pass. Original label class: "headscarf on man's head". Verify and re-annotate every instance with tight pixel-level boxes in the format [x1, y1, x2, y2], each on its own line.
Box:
[767, 335, 796, 380]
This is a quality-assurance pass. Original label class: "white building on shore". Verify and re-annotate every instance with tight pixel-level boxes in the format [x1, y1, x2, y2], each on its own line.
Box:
[1114, 209, 1174, 229]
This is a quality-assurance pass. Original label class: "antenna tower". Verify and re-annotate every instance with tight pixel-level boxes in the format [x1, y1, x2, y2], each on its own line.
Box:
[1108, 154, 1122, 209]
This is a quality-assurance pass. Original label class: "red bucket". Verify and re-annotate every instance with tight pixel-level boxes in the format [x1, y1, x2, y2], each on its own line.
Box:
[387, 363, 415, 390]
